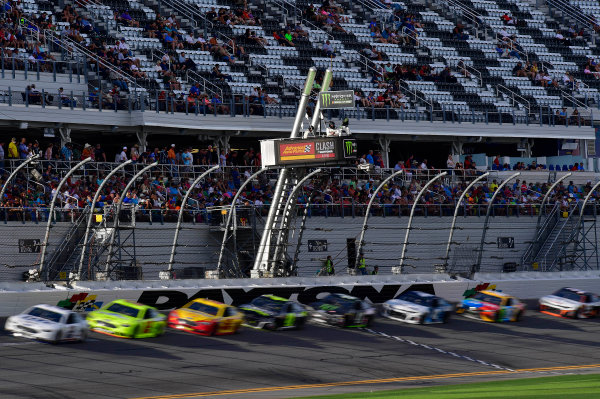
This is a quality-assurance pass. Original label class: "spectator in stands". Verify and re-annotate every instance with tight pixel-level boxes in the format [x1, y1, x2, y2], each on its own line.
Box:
[453, 24, 469, 40]
[118, 146, 128, 163]
[361, 45, 383, 61]
[322, 40, 335, 57]
[211, 64, 232, 82]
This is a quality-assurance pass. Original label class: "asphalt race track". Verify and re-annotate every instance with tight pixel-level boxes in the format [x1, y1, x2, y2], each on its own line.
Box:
[1, 301, 600, 399]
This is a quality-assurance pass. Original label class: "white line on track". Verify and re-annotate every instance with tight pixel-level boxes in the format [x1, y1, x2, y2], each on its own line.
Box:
[362, 328, 514, 371]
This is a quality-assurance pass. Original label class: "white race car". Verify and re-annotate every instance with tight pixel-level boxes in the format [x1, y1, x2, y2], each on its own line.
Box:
[5, 304, 89, 343]
[381, 291, 453, 324]
[539, 287, 600, 319]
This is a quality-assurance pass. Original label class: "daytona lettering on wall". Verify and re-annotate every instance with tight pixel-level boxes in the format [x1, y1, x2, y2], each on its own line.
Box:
[137, 284, 437, 310]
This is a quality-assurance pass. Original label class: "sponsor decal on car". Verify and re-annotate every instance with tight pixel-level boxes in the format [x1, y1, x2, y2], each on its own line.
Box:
[57, 293, 103, 312]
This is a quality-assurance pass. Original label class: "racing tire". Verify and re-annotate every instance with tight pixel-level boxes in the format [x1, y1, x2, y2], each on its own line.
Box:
[156, 324, 166, 336]
[495, 311, 502, 323]
[575, 307, 585, 319]
[442, 312, 451, 324]
[344, 315, 353, 328]
[418, 314, 426, 325]
[295, 318, 305, 330]
[365, 315, 373, 328]
[131, 325, 141, 339]
[79, 329, 87, 343]
[209, 323, 218, 336]
[514, 311, 523, 322]
[52, 331, 63, 344]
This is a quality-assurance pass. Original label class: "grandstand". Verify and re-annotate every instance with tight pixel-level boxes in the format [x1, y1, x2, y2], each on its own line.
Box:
[0, 0, 599, 282]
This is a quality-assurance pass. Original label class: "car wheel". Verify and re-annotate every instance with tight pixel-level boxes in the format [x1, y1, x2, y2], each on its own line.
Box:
[209, 322, 218, 336]
[156, 324, 166, 336]
[576, 307, 585, 319]
[365, 315, 373, 327]
[514, 311, 523, 322]
[131, 325, 140, 338]
[295, 318, 305, 330]
[52, 330, 62, 344]
[494, 311, 502, 323]
[79, 329, 87, 342]
[418, 314, 426, 325]
[442, 312, 451, 324]
[344, 315, 353, 328]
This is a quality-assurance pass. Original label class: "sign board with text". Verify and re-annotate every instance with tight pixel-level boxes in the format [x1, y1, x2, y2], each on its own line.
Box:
[261, 137, 357, 167]
[319, 90, 354, 109]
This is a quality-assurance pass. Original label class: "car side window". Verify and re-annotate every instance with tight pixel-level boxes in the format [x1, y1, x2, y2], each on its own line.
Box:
[354, 301, 362, 310]
[224, 307, 236, 317]
[66, 313, 77, 324]
[506, 298, 514, 306]
[144, 309, 156, 319]
[591, 295, 600, 303]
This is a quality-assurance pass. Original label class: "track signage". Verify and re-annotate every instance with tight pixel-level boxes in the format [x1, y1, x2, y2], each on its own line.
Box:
[320, 90, 354, 109]
[262, 137, 357, 167]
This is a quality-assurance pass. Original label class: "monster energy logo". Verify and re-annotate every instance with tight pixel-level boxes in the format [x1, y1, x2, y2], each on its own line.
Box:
[343, 139, 356, 158]
[345, 140, 353, 154]
[320, 90, 354, 109]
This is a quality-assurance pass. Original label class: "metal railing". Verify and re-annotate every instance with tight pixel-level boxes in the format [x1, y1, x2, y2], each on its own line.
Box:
[546, 0, 597, 36]
[440, 0, 485, 38]
[158, 0, 213, 31]
[520, 202, 560, 267]
[496, 84, 531, 113]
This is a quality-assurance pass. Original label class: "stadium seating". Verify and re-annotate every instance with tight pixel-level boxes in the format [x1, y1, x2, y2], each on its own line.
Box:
[1, 0, 597, 124]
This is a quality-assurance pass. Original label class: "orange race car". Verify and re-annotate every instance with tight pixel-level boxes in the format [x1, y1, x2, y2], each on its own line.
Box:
[168, 298, 243, 335]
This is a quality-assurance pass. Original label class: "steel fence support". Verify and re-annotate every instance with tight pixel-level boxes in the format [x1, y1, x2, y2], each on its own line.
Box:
[396, 172, 447, 273]
[76, 160, 132, 279]
[39, 157, 92, 279]
[443, 172, 489, 269]
[168, 165, 220, 274]
[216, 167, 266, 275]
[475, 172, 521, 274]
[356, 170, 404, 261]
[104, 162, 157, 273]
[0, 155, 39, 204]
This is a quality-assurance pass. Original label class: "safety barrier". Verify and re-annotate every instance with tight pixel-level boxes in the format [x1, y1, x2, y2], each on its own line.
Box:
[0, 271, 599, 317]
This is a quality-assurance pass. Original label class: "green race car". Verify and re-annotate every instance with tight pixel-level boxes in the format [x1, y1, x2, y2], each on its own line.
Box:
[239, 295, 308, 330]
[87, 299, 166, 338]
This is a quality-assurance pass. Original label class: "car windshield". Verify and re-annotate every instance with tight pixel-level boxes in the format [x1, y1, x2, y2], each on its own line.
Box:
[396, 292, 433, 306]
[105, 303, 140, 318]
[471, 292, 502, 306]
[27, 307, 62, 323]
[322, 294, 355, 311]
[186, 302, 219, 316]
[251, 296, 285, 312]
[554, 288, 582, 302]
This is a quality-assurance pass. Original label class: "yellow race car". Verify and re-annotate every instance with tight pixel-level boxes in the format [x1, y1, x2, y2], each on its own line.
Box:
[457, 290, 525, 322]
[167, 298, 243, 335]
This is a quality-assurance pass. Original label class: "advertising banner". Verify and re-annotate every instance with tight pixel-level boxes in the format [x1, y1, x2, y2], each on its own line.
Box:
[320, 90, 354, 109]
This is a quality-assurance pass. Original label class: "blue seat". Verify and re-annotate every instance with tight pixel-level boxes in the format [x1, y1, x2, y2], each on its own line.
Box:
[568, 165, 573, 170]
[555, 165, 561, 171]
[562, 165, 568, 171]
[548, 164, 554, 171]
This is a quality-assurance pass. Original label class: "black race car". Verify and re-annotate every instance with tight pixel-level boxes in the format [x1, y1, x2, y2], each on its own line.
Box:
[239, 294, 308, 330]
[309, 293, 376, 328]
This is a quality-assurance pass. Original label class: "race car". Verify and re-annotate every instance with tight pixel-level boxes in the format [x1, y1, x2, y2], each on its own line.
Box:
[168, 298, 243, 335]
[309, 293, 376, 328]
[539, 287, 600, 319]
[86, 299, 166, 338]
[239, 294, 308, 330]
[4, 304, 88, 343]
[456, 290, 525, 322]
[381, 291, 453, 324]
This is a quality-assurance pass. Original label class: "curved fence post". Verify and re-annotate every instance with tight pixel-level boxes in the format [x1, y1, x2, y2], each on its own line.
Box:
[444, 172, 489, 269]
[397, 172, 447, 273]
[0, 155, 40, 202]
[356, 170, 404, 262]
[39, 157, 92, 279]
[216, 168, 267, 275]
[167, 165, 220, 275]
[104, 162, 157, 274]
[575, 180, 600, 270]
[76, 160, 132, 279]
[475, 172, 521, 274]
